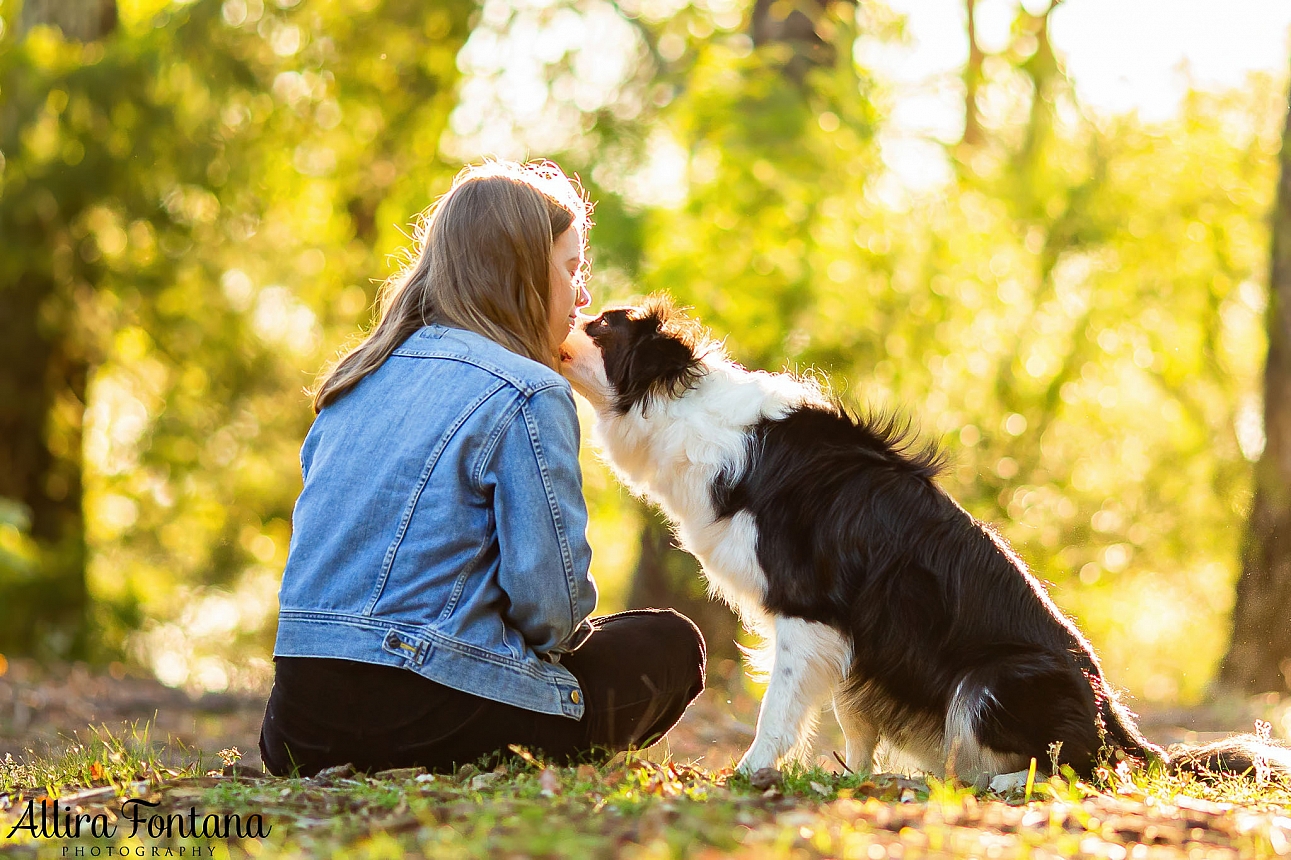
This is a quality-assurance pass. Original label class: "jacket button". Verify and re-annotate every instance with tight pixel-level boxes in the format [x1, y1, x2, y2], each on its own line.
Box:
[570, 690, 581, 704]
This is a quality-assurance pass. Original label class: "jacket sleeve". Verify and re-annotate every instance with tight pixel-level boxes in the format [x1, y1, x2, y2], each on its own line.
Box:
[481, 384, 597, 655]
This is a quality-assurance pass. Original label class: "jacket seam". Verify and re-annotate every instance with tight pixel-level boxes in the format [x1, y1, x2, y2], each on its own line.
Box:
[432, 394, 530, 623]
[390, 341, 570, 398]
[361, 379, 508, 616]
[278, 610, 420, 632]
[518, 392, 582, 638]
[471, 395, 527, 493]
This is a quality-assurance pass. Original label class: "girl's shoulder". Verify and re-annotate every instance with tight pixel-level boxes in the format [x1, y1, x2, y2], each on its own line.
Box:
[391, 324, 569, 398]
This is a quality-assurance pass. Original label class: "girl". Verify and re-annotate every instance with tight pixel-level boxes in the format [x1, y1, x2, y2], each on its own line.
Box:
[259, 160, 706, 776]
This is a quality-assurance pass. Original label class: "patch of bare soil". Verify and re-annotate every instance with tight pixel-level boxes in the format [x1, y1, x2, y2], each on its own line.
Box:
[0, 659, 269, 771]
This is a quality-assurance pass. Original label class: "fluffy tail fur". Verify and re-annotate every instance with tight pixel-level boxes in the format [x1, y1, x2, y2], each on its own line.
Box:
[1098, 692, 1291, 782]
[1165, 734, 1291, 781]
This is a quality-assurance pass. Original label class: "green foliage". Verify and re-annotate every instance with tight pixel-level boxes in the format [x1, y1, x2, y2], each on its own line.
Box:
[0, 497, 37, 580]
[593, 5, 1284, 702]
[0, 0, 1285, 706]
[0, 0, 473, 674]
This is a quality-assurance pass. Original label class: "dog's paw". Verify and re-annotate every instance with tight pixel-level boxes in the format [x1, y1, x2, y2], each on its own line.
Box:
[736, 750, 778, 777]
[988, 770, 1031, 794]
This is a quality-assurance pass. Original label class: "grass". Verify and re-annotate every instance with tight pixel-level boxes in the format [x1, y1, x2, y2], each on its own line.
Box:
[0, 721, 210, 797]
[4, 727, 1291, 858]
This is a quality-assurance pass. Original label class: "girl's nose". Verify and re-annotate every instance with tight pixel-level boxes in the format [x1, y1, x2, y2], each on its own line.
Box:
[576, 282, 591, 309]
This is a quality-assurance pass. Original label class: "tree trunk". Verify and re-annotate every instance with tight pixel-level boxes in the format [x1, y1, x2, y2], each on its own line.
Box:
[961, 0, 984, 147]
[0, 0, 116, 660]
[750, 0, 852, 86]
[20, 0, 116, 40]
[0, 275, 91, 660]
[1217, 73, 1291, 695]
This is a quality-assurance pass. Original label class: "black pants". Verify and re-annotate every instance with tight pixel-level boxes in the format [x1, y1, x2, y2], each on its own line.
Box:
[259, 609, 706, 776]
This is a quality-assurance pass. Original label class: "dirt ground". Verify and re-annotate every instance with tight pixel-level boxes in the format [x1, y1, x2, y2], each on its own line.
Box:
[1, 656, 1285, 774]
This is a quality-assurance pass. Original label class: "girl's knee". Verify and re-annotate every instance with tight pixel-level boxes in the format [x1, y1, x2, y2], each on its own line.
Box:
[654, 609, 707, 699]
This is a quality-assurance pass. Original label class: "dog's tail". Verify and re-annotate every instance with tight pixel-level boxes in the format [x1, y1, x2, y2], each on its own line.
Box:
[1164, 734, 1291, 781]
[1102, 693, 1291, 781]
[1096, 681, 1166, 765]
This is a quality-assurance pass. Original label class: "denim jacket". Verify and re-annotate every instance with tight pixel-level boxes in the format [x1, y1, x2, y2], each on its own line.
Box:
[273, 324, 598, 719]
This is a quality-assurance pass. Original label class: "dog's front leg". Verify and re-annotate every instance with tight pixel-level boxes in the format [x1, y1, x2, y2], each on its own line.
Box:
[737, 615, 851, 775]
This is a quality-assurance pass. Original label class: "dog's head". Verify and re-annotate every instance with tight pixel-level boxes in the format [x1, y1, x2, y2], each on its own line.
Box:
[559, 295, 712, 414]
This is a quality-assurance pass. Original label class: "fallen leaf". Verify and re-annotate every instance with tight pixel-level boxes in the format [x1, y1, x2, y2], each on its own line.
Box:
[505, 745, 539, 766]
[372, 766, 427, 782]
[468, 772, 501, 791]
[309, 763, 357, 785]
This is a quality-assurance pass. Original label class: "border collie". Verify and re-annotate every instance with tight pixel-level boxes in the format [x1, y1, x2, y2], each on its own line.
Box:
[560, 297, 1291, 787]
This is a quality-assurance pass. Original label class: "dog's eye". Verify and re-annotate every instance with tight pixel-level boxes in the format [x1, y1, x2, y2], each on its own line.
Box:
[588, 316, 608, 330]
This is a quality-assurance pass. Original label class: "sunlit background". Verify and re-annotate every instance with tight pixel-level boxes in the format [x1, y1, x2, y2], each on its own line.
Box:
[3, 0, 1291, 719]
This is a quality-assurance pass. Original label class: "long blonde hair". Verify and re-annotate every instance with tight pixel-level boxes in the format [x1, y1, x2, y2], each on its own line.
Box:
[313, 160, 591, 412]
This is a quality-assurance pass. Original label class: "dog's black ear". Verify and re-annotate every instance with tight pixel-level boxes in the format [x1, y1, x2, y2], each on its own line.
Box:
[607, 304, 707, 414]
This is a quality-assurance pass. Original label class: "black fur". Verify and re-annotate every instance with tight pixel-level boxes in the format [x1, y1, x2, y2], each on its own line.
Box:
[583, 299, 708, 415]
[711, 401, 1153, 774]
[587, 299, 1291, 782]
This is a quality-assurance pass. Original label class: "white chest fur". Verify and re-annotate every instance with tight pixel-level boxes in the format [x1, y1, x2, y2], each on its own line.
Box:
[588, 362, 823, 628]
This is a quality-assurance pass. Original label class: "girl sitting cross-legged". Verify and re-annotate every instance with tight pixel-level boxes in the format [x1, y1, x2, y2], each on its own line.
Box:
[259, 159, 706, 777]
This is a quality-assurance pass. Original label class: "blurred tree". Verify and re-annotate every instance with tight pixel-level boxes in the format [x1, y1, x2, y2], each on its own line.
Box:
[0, 0, 122, 660]
[617, 0, 1278, 703]
[19, 0, 116, 42]
[960, 0, 984, 148]
[750, 0, 842, 85]
[0, 0, 472, 671]
[1219, 68, 1291, 696]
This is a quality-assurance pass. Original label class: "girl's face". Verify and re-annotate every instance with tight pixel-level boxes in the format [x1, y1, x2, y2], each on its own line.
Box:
[548, 227, 590, 347]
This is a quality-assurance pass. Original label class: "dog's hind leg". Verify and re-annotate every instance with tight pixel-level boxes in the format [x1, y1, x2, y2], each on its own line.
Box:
[833, 691, 878, 776]
[737, 615, 852, 775]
